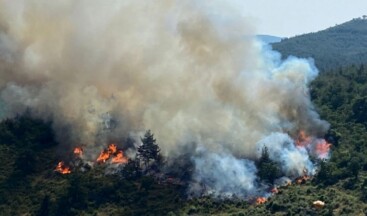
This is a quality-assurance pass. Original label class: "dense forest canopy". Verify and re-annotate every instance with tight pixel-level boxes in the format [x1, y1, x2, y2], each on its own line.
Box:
[272, 18, 367, 71]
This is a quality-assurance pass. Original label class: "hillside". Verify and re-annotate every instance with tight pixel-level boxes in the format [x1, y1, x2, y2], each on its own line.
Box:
[272, 18, 367, 71]
[1, 2, 367, 215]
[2, 65, 367, 215]
[256, 35, 282, 44]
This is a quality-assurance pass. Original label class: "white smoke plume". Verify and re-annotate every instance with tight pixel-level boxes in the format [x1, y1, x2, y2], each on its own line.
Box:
[0, 0, 329, 197]
[189, 148, 258, 198]
[256, 132, 315, 177]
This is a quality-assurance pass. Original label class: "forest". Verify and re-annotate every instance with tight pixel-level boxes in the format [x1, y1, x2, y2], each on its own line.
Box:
[1, 65, 367, 215]
[272, 18, 367, 71]
[1, 17, 367, 215]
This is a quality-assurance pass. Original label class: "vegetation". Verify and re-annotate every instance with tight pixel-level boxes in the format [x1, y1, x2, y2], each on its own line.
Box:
[2, 20, 367, 215]
[138, 130, 162, 171]
[2, 64, 367, 215]
[0, 116, 185, 215]
[179, 64, 367, 215]
[272, 18, 367, 71]
[257, 147, 281, 183]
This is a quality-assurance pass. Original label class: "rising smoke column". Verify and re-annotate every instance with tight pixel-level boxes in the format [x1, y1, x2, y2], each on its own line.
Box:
[0, 0, 329, 197]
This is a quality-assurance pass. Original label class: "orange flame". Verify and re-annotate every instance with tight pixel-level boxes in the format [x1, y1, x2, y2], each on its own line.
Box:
[295, 169, 311, 184]
[73, 147, 83, 157]
[55, 161, 71, 174]
[295, 173, 311, 184]
[96, 144, 127, 164]
[108, 144, 117, 154]
[256, 197, 267, 204]
[296, 130, 312, 147]
[97, 150, 110, 163]
[315, 139, 331, 159]
[111, 150, 128, 164]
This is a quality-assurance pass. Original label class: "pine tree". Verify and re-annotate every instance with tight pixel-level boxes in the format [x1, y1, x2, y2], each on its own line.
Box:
[122, 158, 142, 180]
[137, 130, 161, 170]
[37, 195, 50, 216]
[257, 146, 280, 183]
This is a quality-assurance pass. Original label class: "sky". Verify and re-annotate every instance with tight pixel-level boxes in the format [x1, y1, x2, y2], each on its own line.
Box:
[241, 0, 367, 37]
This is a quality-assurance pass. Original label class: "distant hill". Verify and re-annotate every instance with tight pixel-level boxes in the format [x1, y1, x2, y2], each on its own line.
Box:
[272, 18, 367, 71]
[256, 35, 282, 44]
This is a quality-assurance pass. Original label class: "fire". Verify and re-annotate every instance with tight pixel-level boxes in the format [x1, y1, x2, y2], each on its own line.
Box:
[108, 144, 117, 154]
[295, 171, 311, 184]
[96, 144, 128, 164]
[295, 130, 331, 159]
[97, 150, 110, 163]
[271, 187, 279, 194]
[296, 130, 312, 147]
[315, 139, 331, 159]
[73, 147, 83, 157]
[111, 150, 128, 164]
[54, 143, 127, 175]
[256, 197, 267, 204]
[55, 161, 71, 174]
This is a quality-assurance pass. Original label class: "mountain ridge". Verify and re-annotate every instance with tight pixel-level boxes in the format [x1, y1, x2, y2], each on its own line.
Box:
[272, 18, 367, 71]
[256, 35, 282, 44]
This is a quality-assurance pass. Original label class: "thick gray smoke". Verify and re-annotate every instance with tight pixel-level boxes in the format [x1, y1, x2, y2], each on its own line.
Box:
[256, 132, 314, 176]
[189, 148, 258, 198]
[0, 0, 329, 198]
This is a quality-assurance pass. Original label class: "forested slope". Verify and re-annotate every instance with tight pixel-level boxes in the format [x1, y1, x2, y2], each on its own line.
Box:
[1, 65, 367, 215]
[272, 18, 367, 71]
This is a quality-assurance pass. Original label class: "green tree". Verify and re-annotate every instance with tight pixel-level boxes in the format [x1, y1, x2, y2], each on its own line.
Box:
[122, 158, 142, 180]
[315, 160, 338, 185]
[257, 147, 280, 183]
[69, 174, 87, 208]
[361, 179, 367, 201]
[348, 157, 361, 178]
[352, 97, 367, 124]
[37, 195, 50, 216]
[137, 130, 161, 170]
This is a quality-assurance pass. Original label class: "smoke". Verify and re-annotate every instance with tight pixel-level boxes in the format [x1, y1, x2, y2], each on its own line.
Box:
[256, 132, 315, 177]
[0, 0, 329, 198]
[189, 148, 258, 198]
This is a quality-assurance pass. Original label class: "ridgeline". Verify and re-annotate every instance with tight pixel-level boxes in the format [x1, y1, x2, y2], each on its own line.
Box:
[272, 17, 367, 71]
[2, 18, 367, 215]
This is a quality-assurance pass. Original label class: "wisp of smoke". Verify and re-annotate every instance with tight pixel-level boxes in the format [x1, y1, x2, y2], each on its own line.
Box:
[0, 0, 329, 198]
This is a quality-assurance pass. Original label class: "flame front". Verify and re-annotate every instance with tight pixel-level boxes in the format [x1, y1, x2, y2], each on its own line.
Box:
[296, 130, 312, 147]
[295, 130, 331, 159]
[256, 197, 267, 204]
[97, 150, 110, 163]
[108, 144, 117, 154]
[96, 144, 127, 164]
[112, 151, 128, 164]
[74, 147, 83, 157]
[55, 161, 71, 174]
[295, 170, 311, 184]
[315, 139, 331, 159]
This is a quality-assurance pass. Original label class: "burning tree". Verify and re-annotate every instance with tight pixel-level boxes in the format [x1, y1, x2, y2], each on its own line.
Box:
[55, 161, 71, 174]
[137, 130, 162, 170]
[96, 144, 128, 164]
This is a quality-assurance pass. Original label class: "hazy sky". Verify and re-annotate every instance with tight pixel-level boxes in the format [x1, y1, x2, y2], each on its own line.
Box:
[241, 0, 367, 37]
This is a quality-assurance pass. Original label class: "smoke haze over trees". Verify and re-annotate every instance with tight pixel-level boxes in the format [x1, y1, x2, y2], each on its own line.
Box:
[0, 1, 366, 215]
[0, 0, 331, 199]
